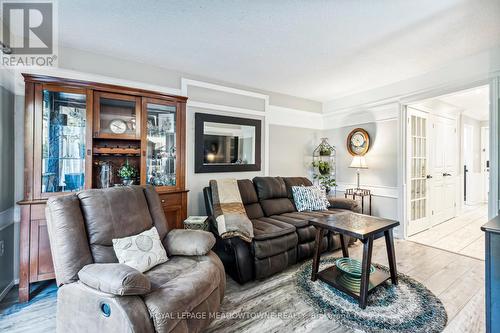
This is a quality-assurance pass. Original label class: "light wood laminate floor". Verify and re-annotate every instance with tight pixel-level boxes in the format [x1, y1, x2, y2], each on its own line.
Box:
[408, 204, 487, 260]
[0, 240, 485, 332]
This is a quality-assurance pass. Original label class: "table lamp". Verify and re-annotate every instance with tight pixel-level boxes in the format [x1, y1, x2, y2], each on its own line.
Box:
[349, 156, 368, 189]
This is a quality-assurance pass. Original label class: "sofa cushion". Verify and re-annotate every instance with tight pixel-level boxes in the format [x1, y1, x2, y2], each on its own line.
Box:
[253, 177, 288, 200]
[236, 179, 265, 219]
[295, 225, 317, 243]
[269, 214, 309, 228]
[78, 186, 154, 263]
[282, 177, 313, 199]
[260, 198, 296, 216]
[244, 203, 265, 219]
[254, 247, 297, 279]
[46, 194, 93, 286]
[237, 179, 260, 204]
[144, 185, 169, 240]
[251, 217, 296, 241]
[253, 232, 298, 259]
[142, 253, 224, 333]
[253, 177, 296, 216]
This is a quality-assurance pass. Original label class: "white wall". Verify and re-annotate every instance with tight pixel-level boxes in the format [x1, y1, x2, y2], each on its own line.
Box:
[323, 119, 399, 222]
[268, 125, 320, 178]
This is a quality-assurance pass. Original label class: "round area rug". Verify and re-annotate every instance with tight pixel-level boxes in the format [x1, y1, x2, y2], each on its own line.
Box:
[296, 258, 447, 333]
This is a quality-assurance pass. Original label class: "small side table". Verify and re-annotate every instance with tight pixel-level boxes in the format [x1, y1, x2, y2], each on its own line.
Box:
[345, 188, 372, 215]
[183, 216, 209, 231]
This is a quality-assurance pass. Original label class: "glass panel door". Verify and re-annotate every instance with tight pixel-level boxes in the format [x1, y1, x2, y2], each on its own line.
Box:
[144, 100, 177, 188]
[41, 89, 87, 194]
[407, 107, 431, 235]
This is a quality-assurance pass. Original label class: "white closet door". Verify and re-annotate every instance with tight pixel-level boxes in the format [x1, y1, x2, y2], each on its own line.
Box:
[407, 108, 431, 235]
[430, 115, 457, 225]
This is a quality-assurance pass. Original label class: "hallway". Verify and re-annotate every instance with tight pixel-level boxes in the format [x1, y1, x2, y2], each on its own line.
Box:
[408, 204, 487, 260]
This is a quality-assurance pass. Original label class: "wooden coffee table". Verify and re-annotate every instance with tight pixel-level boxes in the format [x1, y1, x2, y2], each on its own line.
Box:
[310, 212, 400, 309]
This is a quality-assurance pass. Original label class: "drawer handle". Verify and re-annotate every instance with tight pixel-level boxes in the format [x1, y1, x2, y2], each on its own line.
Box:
[161, 199, 165, 203]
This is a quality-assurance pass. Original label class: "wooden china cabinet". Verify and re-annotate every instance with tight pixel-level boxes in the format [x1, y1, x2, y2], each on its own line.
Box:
[18, 74, 188, 302]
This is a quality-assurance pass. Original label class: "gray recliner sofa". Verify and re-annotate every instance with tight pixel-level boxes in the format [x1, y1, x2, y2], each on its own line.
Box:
[46, 185, 225, 333]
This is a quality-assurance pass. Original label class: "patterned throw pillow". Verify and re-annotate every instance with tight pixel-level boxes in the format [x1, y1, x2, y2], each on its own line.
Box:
[292, 185, 330, 212]
[112, 227, 168, 273]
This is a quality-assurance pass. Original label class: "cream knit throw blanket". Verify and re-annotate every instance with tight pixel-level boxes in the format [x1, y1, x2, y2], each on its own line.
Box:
[210, 178, 254, 242]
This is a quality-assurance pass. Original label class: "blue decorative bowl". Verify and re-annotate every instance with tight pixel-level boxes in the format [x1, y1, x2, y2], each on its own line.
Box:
[335, 257, 375, 278]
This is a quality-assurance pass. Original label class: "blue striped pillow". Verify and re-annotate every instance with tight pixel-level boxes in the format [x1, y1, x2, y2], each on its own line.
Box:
[292, 185, 329, 212]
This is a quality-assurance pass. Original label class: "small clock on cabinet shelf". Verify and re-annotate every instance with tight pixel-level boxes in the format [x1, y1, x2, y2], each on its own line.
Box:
[109, 119, 128, 134]
[347, 128, 370, 156]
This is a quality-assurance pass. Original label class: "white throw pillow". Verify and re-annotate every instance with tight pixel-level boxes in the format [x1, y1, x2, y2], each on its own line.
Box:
[112, 226, 168, 273]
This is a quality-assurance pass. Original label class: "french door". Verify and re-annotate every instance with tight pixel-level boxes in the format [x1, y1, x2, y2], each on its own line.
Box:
[407, 107, 431, 235]
[429, 114, 457, 225]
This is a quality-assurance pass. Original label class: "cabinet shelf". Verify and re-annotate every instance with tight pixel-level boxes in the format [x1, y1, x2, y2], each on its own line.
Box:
[93, 147, 141, 155]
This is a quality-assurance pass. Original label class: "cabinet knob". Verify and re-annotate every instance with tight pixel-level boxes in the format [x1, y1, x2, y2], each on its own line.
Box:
[161, 199, 165, 203]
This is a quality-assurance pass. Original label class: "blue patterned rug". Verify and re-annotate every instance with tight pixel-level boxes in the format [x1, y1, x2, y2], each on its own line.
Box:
[296, 258, 447, 333]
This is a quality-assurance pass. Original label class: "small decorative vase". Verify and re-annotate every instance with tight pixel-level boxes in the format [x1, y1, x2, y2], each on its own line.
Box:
[122, 179, 134, 186]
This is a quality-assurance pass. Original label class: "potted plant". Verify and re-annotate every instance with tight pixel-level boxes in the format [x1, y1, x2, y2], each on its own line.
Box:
[118, 160, 137, 186]
[312, 160, 331, 175]
[319, 146, 332, 156]
[313, 174, 336, 194]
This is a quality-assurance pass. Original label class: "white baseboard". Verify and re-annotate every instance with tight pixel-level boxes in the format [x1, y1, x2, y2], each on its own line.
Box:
[0, 280, 15, 302]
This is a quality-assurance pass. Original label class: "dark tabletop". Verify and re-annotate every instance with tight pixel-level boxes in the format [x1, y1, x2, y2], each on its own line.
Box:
[309, 212, 400, 240]
[481, 215, 500, 234]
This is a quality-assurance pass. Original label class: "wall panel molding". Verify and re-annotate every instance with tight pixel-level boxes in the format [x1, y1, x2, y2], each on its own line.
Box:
[0, 207, 14, 231]
[323, 103, 399, 129]
[268, 105, 323, 130]
[335, 183, 398, 199]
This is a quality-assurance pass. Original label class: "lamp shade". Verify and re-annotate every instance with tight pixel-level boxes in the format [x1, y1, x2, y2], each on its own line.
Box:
[349, 156, 368, 169]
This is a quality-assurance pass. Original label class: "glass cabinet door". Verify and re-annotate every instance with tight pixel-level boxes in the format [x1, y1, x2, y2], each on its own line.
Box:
[40, 88, 88, 195]
[143, 100, 178, 189]
[94, 92, 141, 139]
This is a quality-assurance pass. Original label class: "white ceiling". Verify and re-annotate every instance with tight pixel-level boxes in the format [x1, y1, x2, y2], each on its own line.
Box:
[58, 0, 500, 102]
[439, 85, 490, 121]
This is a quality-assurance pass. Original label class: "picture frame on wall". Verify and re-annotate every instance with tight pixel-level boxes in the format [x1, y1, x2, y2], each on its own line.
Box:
[194, 113, 262, 173]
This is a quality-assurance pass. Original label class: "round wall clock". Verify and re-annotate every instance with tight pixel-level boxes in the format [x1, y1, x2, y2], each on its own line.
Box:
[347, 128, 370, 156]
[109, 119, 127, 134]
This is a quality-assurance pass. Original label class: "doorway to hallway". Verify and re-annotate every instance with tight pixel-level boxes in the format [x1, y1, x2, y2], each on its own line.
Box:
[405, 85, 490, 259]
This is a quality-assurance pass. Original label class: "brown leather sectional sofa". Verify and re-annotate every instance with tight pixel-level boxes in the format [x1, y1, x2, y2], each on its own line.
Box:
[204, 176, 361, 284]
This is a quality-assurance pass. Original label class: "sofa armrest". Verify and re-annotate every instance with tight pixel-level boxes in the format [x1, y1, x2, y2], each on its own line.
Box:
[165, 229, 216, 256]
[78, 263, 151, 296]
[328, 197, 361, 213]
